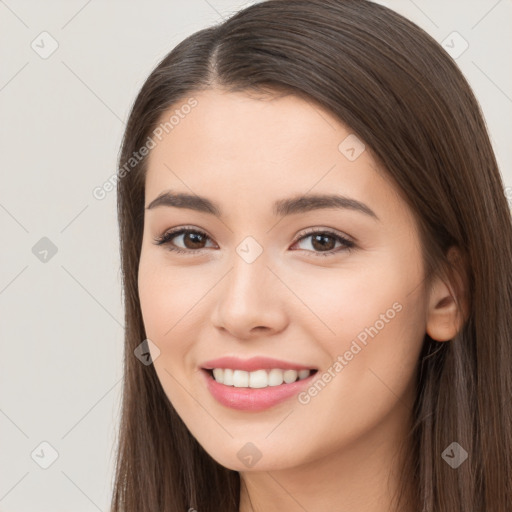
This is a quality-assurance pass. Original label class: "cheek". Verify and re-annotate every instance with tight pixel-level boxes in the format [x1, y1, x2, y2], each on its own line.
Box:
[137, 254, 215, 403]
[138, 259, 167, 337]
[285, 253, 423, 341]
[315, 254, 426, 405]
[290, 249, 427, 383]
[137, 257, 200, 407]
[138, 254, 203, 337]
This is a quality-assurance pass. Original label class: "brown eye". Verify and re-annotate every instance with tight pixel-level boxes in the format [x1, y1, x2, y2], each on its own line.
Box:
[153, 228, 215, 254]
[181, 231, 208, 249]
[292, 229, 355, 257]
[310, 233, 337, 251]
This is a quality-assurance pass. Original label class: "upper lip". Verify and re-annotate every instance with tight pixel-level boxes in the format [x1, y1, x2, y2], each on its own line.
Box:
[201, 356, 317, 372]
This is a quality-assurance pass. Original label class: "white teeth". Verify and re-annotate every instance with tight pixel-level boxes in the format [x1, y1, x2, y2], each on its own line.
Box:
[249, 369, 268, 388]
[210, 368, 313, 388]
[283, 369, 298, 383]
[223, 368, 233, 386]
[268, 368, 284, 386]
[233, 370, 249, 387]
[298, 369, 310, 380]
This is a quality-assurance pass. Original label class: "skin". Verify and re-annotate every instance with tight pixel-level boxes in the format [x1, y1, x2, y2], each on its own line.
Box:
[138, 88, 465, 512]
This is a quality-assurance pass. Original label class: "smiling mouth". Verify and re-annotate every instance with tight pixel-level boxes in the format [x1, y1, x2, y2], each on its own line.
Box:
[204, 368, 318, 388]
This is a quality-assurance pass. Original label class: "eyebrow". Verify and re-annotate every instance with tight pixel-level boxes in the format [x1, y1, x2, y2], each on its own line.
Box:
[146, 190, 379, 220]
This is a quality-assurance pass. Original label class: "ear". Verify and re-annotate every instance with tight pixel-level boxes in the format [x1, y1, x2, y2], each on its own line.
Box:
[425, 246, 469, 342]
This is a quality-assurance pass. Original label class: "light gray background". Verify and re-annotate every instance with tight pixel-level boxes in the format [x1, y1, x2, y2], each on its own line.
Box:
[0, 1, 510, 510]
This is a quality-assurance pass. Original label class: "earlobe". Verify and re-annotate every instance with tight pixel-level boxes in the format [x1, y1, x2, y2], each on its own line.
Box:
[425, 247, 469, 342]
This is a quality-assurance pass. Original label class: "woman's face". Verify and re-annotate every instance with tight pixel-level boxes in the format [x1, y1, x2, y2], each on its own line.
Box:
[138, 88, 429, 472]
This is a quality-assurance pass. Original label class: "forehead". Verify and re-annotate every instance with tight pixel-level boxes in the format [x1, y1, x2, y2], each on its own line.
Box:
[144, 88, 407, 222]
[150, 88, 344, 160]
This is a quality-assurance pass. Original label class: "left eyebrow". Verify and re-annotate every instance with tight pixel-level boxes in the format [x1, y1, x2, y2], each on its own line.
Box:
[273, 193, 379, 220]
[146, 190, 379, 221]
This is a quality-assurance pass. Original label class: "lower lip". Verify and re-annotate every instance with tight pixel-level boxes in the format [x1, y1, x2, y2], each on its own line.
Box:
[201, 369, 317, 411]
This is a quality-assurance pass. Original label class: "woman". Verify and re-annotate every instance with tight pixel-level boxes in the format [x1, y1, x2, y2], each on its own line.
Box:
[111, 1, 512, 510]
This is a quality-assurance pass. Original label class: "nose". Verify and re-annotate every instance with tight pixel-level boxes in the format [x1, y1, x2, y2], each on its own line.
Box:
[210, 251, 289, 340]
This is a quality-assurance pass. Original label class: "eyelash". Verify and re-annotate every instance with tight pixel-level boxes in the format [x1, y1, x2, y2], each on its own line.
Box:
[152, 226, 355, 257]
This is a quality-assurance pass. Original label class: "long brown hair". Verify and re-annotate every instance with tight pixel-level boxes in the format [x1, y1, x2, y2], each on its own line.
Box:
[111, 1, 512, 510]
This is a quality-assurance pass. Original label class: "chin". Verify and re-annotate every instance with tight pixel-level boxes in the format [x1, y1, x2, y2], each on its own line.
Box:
[200, 440, 303, 473]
